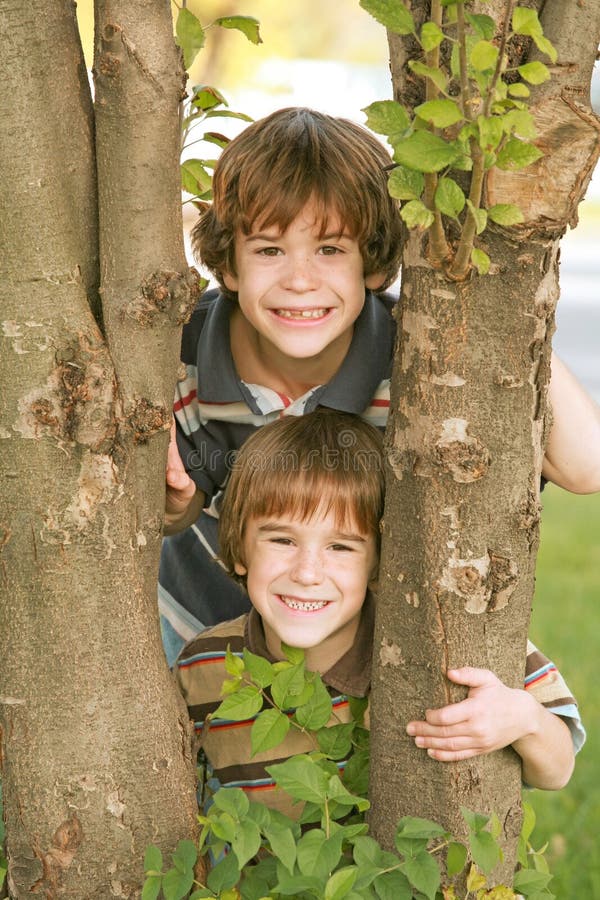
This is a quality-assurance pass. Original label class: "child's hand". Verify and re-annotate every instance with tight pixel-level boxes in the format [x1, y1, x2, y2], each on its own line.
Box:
[164, 420, 202, 531]
[406, 667, 531, 762]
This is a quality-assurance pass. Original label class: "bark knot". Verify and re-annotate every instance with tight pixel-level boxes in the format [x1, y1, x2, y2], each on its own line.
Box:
[435, 419, 491, 483]
[130, 398, 170, 444]
[31, 813, 83, 895]
[126, 268, 206, 327]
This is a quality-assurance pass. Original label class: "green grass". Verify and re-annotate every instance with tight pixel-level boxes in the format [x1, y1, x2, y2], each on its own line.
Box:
[528, 486, 600, 899]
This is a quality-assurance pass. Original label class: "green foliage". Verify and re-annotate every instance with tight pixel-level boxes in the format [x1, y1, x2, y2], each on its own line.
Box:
[142, 646, 553, 899]
[173, 4, 258, 206]
[361, 0, 557, 278]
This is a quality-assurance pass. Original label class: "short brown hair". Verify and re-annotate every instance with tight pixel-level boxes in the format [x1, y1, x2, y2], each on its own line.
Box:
[192, 107, 402, 296]
[218, 409, 385, 580]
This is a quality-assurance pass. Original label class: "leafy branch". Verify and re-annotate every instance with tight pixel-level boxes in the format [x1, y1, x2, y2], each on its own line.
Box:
[173, 5, 260, 206]
[360, 0, 557, 279]
[143, 646, 554, 899]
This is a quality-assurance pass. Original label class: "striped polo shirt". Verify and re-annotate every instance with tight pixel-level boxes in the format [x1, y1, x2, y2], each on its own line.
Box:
[176, 597, 584, 819]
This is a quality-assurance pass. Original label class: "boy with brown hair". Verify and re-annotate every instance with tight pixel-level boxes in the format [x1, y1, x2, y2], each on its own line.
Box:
[176, 409, 584, 815]
[161, 106, 600, 663]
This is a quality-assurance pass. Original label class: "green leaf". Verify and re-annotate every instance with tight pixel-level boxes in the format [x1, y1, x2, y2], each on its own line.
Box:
[214, 15, 262, 45]
[141, 876, 162, 900]
[359, 0, 415, 35]
[317, 722, 355, 760]
[465, 13, 495, 40]
[512, 7, 542, 37]
[271, 662, 306, 708]
[212, 786, 249, 819]
[342, 747, 370, 797]
[362, 100, 410, 138]
[231, 818, 262, 868]
[513, 868, 554, 893]
[280, 643, 305, 665]
[400, 850, 441, 900]
[477, 114, 504, 150]
[327, 775, 369, 811]
[214, 685, 263, 721]
[469, 829, 501, 874]
[508, 82, 531, 98]
[181, 159, 213, 196]
[352, 835, 384, 868]
[446, 841, 468, 876]
[263, 824, 297, 875]
[470, 39, 499, 72]
[211, 811, 237, 843]
[172, 840, 197, 874]
[373, 868, 413, 900]
[501, 108, 537, 139]
[532, 33, 558, 64]
[392, 131, 461, 172]
[471, 248, 491, 275]
[488, 203, 524, 226]
[203, 132, 229, 149]
[176, 8, 205, 70]
[496, 138, 543, 170]
[434, 177, 465, 219]
[396, 816, 447, 842]
[387, 166, 424, 201]
[251, 708, 291, 755]
[414, 99, 463, 128]
[143, 845, 163, 874]
[243, 648, 275, 687]
[294, 675, 332, 730]
[225, 644, 244, 676]
[420, 22, 444, 50]
[400, 200, 435, 230]
[466, 200, 488, 234]
[325, 866, 358, 900]
[207, 852, 241, 894]
[408, 60, 448, 93]
[274, 873, 324, 895]
[297, 829, 340, 880]
[267, 754, 329, 804]
[521, 799, 537, 845]
[348, 695, 369, 726]
[518, 61, 551, 85]
[189, 84, 226, 111]
[162, 866, 195, 900]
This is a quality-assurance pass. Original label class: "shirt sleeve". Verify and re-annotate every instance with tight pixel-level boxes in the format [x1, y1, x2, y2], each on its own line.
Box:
[525, 640, 586, 754]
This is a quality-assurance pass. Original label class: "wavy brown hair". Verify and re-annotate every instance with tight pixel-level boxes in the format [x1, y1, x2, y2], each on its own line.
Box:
[192, 107, 402, 297]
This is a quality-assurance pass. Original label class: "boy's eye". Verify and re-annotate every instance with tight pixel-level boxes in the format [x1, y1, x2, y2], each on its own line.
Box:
[330, 543, 353, 552]
[269, 536, 293, 545]
[257, 246, 282, 257]
[319, 245, 343, 256]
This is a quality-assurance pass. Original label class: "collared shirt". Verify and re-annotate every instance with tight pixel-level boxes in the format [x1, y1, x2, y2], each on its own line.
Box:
[159, 289, 396, 662]
[175, 597, 584, 818]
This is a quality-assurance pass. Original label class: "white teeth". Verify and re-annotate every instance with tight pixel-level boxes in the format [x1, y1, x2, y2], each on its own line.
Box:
[281, 596, 329, 611]
[276, 308, 328, 319]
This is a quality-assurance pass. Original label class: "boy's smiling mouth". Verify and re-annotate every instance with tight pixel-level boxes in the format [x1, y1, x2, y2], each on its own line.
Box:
[273, 308, 331, 320]
[278, 595, 330, 612]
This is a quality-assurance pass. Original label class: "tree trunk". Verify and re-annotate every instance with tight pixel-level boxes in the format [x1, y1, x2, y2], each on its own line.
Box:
[0, 2, 199, 896]
[369, 0, 600, 883]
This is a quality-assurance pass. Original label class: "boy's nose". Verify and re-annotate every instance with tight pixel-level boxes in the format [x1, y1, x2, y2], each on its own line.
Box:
[281, 256, 319, 292]
[289, 549, 324, 585]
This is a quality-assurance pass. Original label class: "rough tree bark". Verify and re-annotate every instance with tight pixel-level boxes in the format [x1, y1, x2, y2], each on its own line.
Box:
[369, 0, 600, 882]
[0, 2, 200, 896]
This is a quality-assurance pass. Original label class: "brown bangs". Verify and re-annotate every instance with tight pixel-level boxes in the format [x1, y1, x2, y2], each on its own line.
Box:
[218, 409, 385, 581]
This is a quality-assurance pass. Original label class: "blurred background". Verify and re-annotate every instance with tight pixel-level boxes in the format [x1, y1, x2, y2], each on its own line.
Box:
[77, 2, 600, 894]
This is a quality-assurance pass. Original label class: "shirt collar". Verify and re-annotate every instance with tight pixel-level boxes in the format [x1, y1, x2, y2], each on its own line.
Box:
[196, 290, 394, 410]
[245, 592, 374, 698]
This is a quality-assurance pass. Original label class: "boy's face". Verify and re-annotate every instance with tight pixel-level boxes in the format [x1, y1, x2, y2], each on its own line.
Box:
[234, 506, 378, 673]
[223, 199, 384, 372]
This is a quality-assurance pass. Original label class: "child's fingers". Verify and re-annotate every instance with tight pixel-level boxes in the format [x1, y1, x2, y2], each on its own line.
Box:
[425, 746, 481, 762]
[446, 667, 499, 689]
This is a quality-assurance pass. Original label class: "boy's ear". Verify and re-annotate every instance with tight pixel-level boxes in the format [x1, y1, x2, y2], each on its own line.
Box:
[223, 271, 239, 292]
[364, 271, 386, 291]
[234, 561, 247, 576]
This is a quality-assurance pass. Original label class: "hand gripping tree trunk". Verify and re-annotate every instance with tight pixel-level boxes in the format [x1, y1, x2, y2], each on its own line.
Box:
[0, 2, 200, 896]
[368, 0, 600, 883]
